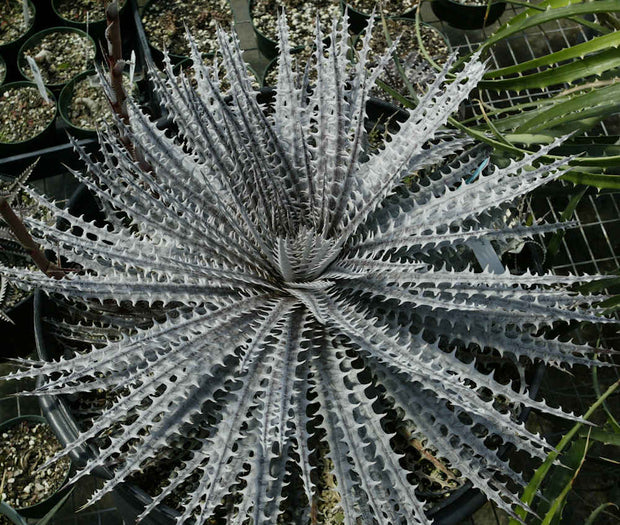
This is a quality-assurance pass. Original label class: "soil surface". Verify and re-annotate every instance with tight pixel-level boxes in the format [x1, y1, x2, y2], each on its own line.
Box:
[55, 0, 127, 23]
[0, 0, 35, 46]
[346, 0, 419, 16]
[142, 0, 232, 57]
[0, 85, 55, 143]
[21, 30, 95, 86]
[66, 73, 134, 130]
[252, 0, 341, 49]
[0, 420, 71, 510]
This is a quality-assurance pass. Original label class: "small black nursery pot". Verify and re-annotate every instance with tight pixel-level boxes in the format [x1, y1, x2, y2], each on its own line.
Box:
[250, 0, 341, 59]
[51, 0, 130, 43]
[0, 54, 7, 85]
[58, 71, 98, 139]
[351, 17, 452, 106]
[0, 415, 72, 520]
[431, 0, 506, 30]
[0, 0, 36, 56]
[58, 68, 141, 138]
[141, 0, 234, 66]
[341, 0, 419, 35]
[18, 27, 97, 91]
[0, 81, 57, 155]
[0, 501, 27, 525]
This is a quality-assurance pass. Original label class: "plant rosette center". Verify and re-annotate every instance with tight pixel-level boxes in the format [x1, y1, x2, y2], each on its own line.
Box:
[20, 31, 95, 87]
[0, 85, 55, 144]
[0, 420, 70, 510]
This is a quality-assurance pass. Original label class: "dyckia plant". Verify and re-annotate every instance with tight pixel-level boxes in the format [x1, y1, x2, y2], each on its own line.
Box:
[0, 12, 615, 525]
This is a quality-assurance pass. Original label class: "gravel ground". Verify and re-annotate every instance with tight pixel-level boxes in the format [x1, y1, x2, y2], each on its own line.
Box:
[252, 0, 342, 48]
[54, 0, 127, 23]
[21, 30, 95, 86]
[346, 0, 419, 16]
[142, 0, 232, 57]
[65, 73, 135, 130]
[0, 85, 56, 144]
[0, 0, 34, 46]
[0, 420, 71, 510]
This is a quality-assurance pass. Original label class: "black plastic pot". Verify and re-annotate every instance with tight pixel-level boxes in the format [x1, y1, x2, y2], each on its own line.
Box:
[249, 0, 282, 60]
[431, 0, 506, 30]
[173, 55, 261, 91]
[51, 0, 131, 44]
[261, 56, 278, 87]
[0, 0, 36, 57]
[0, 53, 6, 85]
[0, 501, 27, 525]
[58, 68, 143, 140]
[342, 0, 418, 35]
[0, 415, 72, 520]
[57, 70, 98, 139]
[34, 185, 179, 525]
[349, 18, 452, 107]
[258, 47, 313, 88]
[17, 27, 97, 91]
[0, 81, 57, 156]
[1, 294, 34, 359]
[250, 0, 328, 59]
[140, 0, 233, 66]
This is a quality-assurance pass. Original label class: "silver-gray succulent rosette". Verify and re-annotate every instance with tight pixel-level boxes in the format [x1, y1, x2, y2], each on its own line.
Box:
[1, 11, 615, 525]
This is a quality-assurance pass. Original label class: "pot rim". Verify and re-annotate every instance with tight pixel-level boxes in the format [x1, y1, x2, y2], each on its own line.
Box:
[0, 0, 36, 51]
[0, 414, 72, 516]
[0, 81, 57, 147]
[17, 27, 97, 89]
[51, 0, 128, 26]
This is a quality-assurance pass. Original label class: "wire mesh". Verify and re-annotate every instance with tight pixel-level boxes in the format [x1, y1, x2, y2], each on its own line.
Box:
[420, 4, 619, 524]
